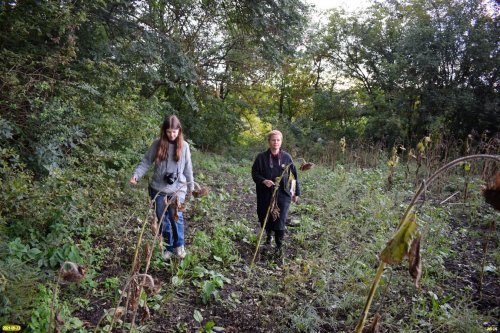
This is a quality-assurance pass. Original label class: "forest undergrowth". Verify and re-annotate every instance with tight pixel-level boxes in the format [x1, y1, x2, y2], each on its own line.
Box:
[1, 149, 499, 333]
[1, 1, 499, 331]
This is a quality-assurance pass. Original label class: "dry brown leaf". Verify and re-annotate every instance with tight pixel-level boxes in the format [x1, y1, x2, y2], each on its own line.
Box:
[171, 196, 180, 222]
[362, 312, 381, 333]
[482, 172, 500, 211]
[299, 162, 315, 171]
[271, 206, 280, 221]
[408, 235, 422, 288]
[151, 279, 162, 295]
[144, 243, 151, 260]
[151, 218, 158, 236]
[380, 212, 418, 265]
[137, 273, 155, 294]
[159, 236, 164, 254]
[140, 304, 151, 324]
[129, 280, 140, 310]
[107, 307, 126, 320]
[270, 195, 280, 221]
[60, 261, 86, 283]
[132, 256, 141, 274]
[55, 311, 64, 325]
[387, 174, 394, 188]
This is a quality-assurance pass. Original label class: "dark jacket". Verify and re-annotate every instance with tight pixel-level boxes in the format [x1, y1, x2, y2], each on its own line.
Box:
[251, 149, 301, 230]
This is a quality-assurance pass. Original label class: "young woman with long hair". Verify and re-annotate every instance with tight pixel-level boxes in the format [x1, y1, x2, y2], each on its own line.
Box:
[130, 115, 194, 259]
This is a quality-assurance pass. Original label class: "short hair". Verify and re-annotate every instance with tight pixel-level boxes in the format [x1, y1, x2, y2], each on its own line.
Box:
[267, 130, 283, 141]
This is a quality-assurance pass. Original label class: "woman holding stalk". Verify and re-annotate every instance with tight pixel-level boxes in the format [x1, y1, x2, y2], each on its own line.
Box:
[251, 130, 300, 257]
[130, 115, 194, 260]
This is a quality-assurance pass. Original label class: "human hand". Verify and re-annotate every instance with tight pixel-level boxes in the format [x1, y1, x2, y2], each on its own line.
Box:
[129, 176, 138, 185]
[292, 195, 299, 203]
[262, 179, 275, 188]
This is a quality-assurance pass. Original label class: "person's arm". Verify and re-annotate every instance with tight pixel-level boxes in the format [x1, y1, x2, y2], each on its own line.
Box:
[252, 153, 267, 184]
[183, 142, 194, 194]
[130, 140, 158, 185]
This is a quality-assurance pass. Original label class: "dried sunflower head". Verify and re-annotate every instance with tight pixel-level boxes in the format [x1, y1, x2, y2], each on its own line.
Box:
[193, 187, 209, 198]
[60, 261, 86, 283]
[299, 162, 315, 171]
[482, 172, 500, 211]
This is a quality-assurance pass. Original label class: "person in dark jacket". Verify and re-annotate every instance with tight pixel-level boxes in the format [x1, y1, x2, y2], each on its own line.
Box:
[251, 130, 300, 256]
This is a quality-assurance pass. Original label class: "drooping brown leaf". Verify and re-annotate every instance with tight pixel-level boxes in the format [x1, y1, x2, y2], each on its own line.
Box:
[159, 236, 164, 254]
[387, 174, 394, 188]
[140, 303, 151, 324]
[193, 186, 209, 198]
[129, 280, 141, 310]
[132, 256, 141, 274]
[362, 312, 381, 333]
[172, 196, 179, 222]
[106, 307, 126, 320]
[408, 234, 422, 288]
[380, 212, 418, 265]
[151, 279, 162, 295]
[137, 273, 158, 295]
[482, 172, 500, 211]
[408, 149, 417, 159]
[55, 311, 65, 325]
[151, 218, 158, 236]
[299, 162, 315, 171]
[53, 310, 64, 333]
[271, 195, 280, 221]
[271, 207, 280, 221]
[144, 243, 151, 261]
[59, 261, 86, 283]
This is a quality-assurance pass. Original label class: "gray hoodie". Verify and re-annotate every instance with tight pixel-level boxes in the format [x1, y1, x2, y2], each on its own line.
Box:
[133, 139, 194, 200]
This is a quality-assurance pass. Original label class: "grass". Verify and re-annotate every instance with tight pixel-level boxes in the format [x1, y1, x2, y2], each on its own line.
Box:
[4, 150, 498, 332]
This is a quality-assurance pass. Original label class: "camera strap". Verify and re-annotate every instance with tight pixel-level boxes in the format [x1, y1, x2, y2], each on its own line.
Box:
[165, 158, 180, 176]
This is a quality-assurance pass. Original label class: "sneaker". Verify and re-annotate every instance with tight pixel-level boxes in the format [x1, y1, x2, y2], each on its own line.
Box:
[175, 246, 186, 259]
[163, 250, 174, 260]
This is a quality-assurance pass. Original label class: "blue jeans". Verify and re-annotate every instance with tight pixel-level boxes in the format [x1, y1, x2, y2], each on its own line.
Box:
[149, 187, 184, 252]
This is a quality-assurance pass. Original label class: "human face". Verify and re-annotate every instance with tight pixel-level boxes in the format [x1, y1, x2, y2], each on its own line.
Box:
[268, 134, 282, 152]
[166, 129, 180, 141]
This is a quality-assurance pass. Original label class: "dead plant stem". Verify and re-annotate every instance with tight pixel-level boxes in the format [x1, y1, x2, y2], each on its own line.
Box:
[399, 154, 500, 229]
[354, 262, 386, 333]
[355, 154, 500, 333]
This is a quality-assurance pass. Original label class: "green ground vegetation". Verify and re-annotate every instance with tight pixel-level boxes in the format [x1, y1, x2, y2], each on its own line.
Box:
[1, 0, 499, 331]
[1, 146, 498, 332]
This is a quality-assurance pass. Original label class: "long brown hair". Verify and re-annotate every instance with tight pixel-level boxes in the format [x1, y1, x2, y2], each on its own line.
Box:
[155, 115, 184, 163]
